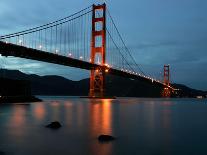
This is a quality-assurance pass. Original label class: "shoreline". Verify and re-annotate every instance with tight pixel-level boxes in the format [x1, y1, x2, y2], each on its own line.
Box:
[0, 95, 42, 103]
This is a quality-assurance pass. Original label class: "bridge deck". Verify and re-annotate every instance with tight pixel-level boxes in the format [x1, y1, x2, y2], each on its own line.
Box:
[0, 41, 170, 89]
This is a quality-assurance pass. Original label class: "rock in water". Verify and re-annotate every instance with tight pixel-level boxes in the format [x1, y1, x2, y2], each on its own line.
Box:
[98, 135, 115, 142]
[46, 121, 62, 129]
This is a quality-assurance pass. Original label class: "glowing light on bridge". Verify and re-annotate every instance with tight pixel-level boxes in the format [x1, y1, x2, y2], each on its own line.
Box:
[55, 50, 58, 54]
[18, 40, 22, 44]
[104, 63, 110, 68]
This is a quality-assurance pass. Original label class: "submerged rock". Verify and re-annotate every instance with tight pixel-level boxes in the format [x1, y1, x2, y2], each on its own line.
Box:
[46, 121, 62, 129]
[98, 135, 116, 142]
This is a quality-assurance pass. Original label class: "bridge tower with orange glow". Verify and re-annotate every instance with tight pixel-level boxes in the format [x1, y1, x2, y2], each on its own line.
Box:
[89, 4, 106, 98]
[162, 65, 171, 97]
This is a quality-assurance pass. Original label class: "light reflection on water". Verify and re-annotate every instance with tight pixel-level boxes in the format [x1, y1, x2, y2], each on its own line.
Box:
[0, 97, 207, 155]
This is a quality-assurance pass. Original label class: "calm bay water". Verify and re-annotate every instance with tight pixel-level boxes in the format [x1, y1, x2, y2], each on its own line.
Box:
[0, 97, 207, 155]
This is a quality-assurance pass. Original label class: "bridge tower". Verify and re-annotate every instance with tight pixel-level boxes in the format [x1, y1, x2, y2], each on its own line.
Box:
[162, 65, 171, 97]
[89, 3, 106, 98]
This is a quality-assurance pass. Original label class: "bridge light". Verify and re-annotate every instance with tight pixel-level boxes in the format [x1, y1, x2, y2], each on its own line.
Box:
[96, 69, 99, 73]
[105, 69, 109, 73]
[79, 56, 83, 59]
[104, 63, 110, 68]
[68, 53, 72, 57]
[89, 59, 92, 62]
[55, 49, 58, 54]
[19, 40, 22, 44]
[39, 45, 42, 49]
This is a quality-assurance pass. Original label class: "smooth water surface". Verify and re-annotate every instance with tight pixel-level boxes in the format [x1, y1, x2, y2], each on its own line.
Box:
[0, 97, 207, 155]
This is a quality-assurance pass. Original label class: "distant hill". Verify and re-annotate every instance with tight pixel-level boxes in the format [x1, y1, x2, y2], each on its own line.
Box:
[0, 69, 206, 97]
[172, 84, 207, 98]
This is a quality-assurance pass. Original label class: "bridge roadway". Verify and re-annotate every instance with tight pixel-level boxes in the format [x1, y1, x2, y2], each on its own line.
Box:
[0, 41, 173, 90]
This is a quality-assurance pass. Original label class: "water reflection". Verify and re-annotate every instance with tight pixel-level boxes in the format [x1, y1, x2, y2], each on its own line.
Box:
[63, 101, 73, 128]
[89, 99, 113, 155]
[1, 98, 207, 155]
[161, 101, 172, 154]
[10, 105, 27, 127]
[33, 103, 45, 121]
[50, 101, 61, 120]
[89, 99, 113, 136]
[8, 104, 29, 143]
[77, 101, 84, 127]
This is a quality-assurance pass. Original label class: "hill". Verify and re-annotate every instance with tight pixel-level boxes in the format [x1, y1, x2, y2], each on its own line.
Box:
[0, 69, 206, 97]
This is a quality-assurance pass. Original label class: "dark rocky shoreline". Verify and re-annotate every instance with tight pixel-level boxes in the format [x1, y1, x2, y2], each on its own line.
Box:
[0, 95, 42, 103]
[0, 69, 206, 98]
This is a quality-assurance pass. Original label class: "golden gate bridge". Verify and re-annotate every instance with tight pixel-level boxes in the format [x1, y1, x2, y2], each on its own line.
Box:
[0, 3, 174, 98]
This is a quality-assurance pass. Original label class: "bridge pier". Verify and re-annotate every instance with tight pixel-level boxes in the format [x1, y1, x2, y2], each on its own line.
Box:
[162, 87, 171, 97]
[89, 68, 105, 98]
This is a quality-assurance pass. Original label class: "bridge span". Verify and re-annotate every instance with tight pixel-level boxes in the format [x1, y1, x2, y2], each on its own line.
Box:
[0, 3, 175, 97]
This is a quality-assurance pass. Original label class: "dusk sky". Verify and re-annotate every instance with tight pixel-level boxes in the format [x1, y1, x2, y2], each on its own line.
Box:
[0, 0, 207, 90]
